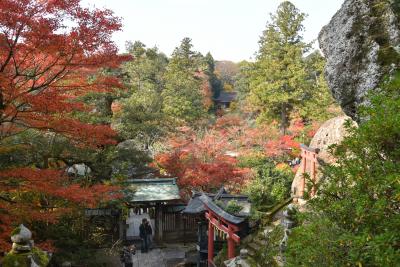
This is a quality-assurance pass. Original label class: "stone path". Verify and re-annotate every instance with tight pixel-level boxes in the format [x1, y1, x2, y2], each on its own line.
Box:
[130, 247, 186, 267]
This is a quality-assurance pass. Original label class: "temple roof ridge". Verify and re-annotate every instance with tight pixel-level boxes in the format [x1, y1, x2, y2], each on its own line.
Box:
[199, 194, 246, 225]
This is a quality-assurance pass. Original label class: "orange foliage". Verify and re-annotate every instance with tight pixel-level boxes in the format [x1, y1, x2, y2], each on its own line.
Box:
[0, 168, 121, 251]
[154, 114, 309, 197]
[0, 0, 127, 146]
[154, 126, 251, 196]
[264, 135, 300, 157]
[201, 80, 214, 110]
[0, 0, 124, 251]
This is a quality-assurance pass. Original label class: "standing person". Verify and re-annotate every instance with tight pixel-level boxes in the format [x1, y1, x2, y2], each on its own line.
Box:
[145, 219, 153, 250]
[139, 218, 149, 253]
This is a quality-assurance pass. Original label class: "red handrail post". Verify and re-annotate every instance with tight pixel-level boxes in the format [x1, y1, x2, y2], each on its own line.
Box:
[207, 213, 215, 265]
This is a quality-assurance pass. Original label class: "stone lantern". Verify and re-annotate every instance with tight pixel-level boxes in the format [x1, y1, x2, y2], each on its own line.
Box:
[2, 224, 50, 267]
[279, 204, 298, 264]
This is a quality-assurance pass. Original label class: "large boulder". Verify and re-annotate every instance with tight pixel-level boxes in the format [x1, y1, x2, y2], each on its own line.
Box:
[308, 116, 356, 164]
[291, 116, 356, 196]
[319, 0, 400, 120]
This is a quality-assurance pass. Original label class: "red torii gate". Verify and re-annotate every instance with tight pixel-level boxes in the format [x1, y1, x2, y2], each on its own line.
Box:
[298, 144, 320, 198]
[199, 194, 246, 266]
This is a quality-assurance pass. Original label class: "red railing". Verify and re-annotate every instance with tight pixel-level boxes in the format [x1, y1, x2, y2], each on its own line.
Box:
[298, 144, 320, 198]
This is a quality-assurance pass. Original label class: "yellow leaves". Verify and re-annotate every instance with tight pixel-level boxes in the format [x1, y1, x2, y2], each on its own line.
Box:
[0, 144, 30, 154]
[223, 83, 234, 92]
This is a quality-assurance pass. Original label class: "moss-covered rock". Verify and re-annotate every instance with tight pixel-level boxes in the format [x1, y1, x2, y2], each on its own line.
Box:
[10, 226, 22, 237]
[31, 247, 50, 266]
[2, 248, 50, 267]
[240, 225, 285, 267]
[319, 0, 400, 120]
[2, 253, 31, 267]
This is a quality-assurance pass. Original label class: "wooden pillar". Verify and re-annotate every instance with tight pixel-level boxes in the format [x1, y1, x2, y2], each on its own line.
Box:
[227, 225, 235, 259]
[182, 214, 186, 245]
[207, 213, 215, 265]
[156, 205, 163, 241]
[118, 214, 125, 241]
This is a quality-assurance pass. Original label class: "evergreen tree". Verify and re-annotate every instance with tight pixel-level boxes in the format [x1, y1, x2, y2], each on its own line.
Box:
[124, 41, 168, 95]
[205, 52, 222, 99]
[162, 38, 206, 123]
[114, 41, 170, 152]
[299, 51, 342, 122]
[248, 1, 309, 134]
[234, 60, 254, 109]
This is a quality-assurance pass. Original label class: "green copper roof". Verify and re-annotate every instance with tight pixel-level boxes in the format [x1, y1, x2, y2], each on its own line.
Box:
[124, 178, 181, 203]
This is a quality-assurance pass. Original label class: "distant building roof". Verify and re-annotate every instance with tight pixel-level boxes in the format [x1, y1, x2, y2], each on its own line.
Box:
[124, 178, 181, 203]
[214, 92, 237, 103]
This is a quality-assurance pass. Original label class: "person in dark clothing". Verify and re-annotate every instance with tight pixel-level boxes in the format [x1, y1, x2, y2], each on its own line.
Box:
[144, 219, 153, 250]
[120, 245, 134, 267]
[139, 218, 149, 253]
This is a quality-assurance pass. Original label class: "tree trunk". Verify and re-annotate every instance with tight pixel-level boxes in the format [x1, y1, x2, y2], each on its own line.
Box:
[280, 103, 288, 135]
[104, 95, 114, 117]
[0, 89, 4, 125]
[43, 156, 49, 169]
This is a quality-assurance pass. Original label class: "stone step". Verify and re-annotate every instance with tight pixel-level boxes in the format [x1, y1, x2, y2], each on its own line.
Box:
[246, 243, 257, 253]
[242, 234, 254, 244]
[247, 248, 257, 257]
[253, 237, 267, 246]
[247, 241, 262, 252]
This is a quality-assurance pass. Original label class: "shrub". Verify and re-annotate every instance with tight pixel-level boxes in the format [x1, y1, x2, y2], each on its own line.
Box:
[285, 73, 400, 266]
[243, 158, 293, 210]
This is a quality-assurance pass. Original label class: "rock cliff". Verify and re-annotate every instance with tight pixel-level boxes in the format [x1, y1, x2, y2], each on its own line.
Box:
[319, 0, 400, 120]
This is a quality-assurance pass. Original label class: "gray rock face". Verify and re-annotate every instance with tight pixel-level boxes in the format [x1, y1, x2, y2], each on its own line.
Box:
[319, 0, 400, 120]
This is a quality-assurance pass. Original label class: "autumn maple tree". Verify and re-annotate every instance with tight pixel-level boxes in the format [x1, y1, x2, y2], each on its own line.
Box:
[154, 114, 312, 197]
[0, 0, 124, 251]
[154, 124, 251, 196]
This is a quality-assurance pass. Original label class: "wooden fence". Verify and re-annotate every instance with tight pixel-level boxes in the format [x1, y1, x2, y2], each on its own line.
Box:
[162, 211, 198, 241]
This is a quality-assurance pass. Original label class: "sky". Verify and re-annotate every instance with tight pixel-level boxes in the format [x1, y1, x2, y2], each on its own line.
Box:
[82, 0, 344, 62]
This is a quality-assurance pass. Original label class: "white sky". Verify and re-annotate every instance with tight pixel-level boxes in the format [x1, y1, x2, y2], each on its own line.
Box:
[82, 0, 344, 62]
